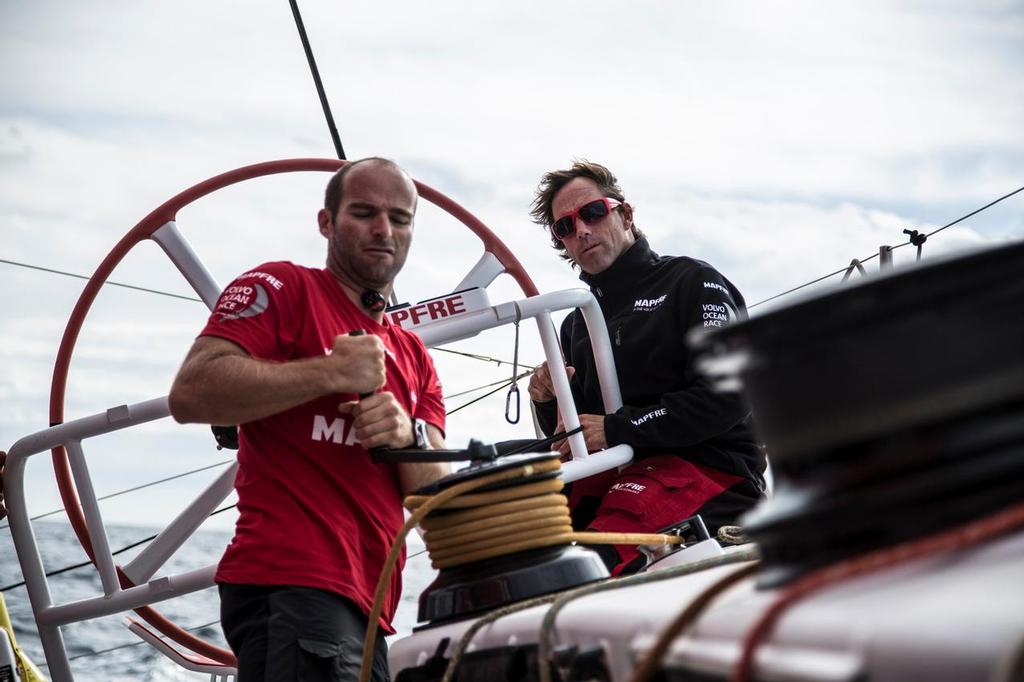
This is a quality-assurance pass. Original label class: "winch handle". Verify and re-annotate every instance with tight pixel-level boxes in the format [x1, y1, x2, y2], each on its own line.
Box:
[347, 329, 375, 400]
[347, 329, 388, 461]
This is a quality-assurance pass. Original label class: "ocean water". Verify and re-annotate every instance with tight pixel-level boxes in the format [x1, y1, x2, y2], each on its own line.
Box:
[0, 520, 437, 681]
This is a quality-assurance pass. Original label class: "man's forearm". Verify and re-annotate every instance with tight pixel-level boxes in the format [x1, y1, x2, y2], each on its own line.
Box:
[398, 425, 450, 495]
[170, 346, 331, 425]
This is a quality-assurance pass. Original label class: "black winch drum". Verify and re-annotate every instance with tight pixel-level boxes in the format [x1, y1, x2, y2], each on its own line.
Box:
[693, 240, 1024, 585]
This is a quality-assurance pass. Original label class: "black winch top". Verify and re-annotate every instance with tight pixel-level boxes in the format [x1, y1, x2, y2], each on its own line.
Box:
[692, 239, 1024, 585]
[693, 239, 1024, 464]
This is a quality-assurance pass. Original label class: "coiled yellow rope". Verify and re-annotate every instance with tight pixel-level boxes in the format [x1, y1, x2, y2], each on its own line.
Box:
[407, 474, 572, 568]
[359, 457, 683, 682]
[406, 459, 683, 569]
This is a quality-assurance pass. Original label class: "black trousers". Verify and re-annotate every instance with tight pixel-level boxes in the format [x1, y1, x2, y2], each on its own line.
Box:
[219, 583, 389, 682]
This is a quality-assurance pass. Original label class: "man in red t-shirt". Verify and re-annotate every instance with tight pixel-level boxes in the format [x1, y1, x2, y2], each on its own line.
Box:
[169, 158, 448, 682]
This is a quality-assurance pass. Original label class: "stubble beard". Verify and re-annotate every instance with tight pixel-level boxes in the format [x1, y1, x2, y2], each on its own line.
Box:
[329, 233, 407, 291]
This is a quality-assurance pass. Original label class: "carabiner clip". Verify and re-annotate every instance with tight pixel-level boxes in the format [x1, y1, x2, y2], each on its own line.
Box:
[503, 303, 523, 424]
[505, 383, 521, 424]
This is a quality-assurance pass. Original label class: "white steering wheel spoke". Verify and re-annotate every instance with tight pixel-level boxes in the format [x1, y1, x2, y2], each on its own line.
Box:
[454, 250, 506, 291]
[150, 221, 222, 309]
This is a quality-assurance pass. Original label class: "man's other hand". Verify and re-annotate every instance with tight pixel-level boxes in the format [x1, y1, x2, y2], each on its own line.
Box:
[553, 414, 607, 458]
[528, 362, 575, 402]
[327, 333, 387, 395]
[338, 392, 414, 450]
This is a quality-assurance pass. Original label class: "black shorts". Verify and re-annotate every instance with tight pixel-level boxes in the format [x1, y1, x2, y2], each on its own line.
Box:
[219, 583, 389, 682]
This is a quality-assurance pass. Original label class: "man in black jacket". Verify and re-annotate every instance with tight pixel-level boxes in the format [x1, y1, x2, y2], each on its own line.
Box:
[528, 160, 766, 574]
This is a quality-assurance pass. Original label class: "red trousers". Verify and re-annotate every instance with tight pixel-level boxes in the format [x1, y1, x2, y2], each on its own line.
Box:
[568, 455, 747, 575]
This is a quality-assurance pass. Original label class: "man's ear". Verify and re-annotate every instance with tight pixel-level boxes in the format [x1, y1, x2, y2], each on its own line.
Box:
[317, 208, 332, 237]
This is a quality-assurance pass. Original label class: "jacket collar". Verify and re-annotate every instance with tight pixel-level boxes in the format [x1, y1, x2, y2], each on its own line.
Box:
[579, 236, 658, 296]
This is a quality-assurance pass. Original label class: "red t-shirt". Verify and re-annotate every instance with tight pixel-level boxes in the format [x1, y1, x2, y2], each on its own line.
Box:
[200, 261, 445, 632]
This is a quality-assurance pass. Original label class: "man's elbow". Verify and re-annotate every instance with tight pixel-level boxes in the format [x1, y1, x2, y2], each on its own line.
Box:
[168, 377, 202, 424]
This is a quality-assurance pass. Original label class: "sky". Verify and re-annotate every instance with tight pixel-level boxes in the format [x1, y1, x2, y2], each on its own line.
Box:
[1, 0, 1022, 539]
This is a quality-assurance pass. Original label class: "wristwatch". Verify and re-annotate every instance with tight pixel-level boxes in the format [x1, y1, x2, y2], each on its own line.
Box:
[412, 418, 430, 449]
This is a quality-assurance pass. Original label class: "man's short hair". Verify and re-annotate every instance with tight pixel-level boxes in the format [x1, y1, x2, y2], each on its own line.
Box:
[323, 157, 409, 218]
[529, 160, 642, 261]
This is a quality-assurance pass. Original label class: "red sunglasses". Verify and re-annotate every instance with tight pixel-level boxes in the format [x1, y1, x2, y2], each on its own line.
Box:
[550, 198, 622, 240]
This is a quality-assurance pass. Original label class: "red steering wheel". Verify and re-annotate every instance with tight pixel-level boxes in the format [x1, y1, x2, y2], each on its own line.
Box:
[48, 158, 539, 664]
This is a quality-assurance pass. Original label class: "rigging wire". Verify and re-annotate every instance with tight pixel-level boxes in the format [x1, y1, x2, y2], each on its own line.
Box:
[0, 504, 238, 593]
[0, 458, 234, 531]
[288, 0, 345, 160]
[445, 370, 533, 416]
[747, 184, 1024, 309]
[748, 259, 874, 309]
[898, 184, 1024, 245]
[0, 258, 527, 370]
[0, 259, 201, 303]
[444, 370, 535, 401]
[433, 346, 525, 367]
[9, 185, 1018, 323]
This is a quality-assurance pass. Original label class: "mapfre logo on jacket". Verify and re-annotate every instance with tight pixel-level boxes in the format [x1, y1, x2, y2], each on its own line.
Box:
[634, 293, 668, 312]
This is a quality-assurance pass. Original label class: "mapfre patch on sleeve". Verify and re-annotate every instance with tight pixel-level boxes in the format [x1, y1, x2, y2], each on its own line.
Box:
[213, 282, 271, 320]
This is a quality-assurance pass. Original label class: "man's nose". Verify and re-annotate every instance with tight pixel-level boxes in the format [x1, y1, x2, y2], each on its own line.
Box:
[370, 213, 393, 238]
[574, 218, 592, 239]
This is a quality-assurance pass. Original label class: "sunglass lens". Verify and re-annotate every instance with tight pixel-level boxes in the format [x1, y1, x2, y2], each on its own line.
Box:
[552, 217, 574, 239]
[577, 199, 610, 224]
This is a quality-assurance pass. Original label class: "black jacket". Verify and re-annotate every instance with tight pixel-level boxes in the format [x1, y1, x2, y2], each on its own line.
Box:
[535, 237, 766, 489]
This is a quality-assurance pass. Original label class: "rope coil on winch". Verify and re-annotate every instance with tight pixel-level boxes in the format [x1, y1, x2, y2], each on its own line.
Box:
[406, 461, 571, 569]
[405, 458, 685, 570]
[358, 455, 685, 682]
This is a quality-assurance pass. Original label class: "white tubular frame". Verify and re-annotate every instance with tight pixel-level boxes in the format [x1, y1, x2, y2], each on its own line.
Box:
[415, 287, 631, 478]
[5, 398, 227, 681]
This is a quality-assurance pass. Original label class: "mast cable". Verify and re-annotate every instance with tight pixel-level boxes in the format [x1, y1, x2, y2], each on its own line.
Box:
[434, 346, 532, 367]
[444, 371, 535, 401]
[912, 184, 1023, 241]
[748, 184, 1024, 309]
[0, 458, 234, 531]
[4, 188, 1019, 322]
[0, 258, 523, 368]
[446, 371, 533, 416]
[0, 259, 201, 302]
[288, 0, 345, 159]
[0, 504, 238, 593]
